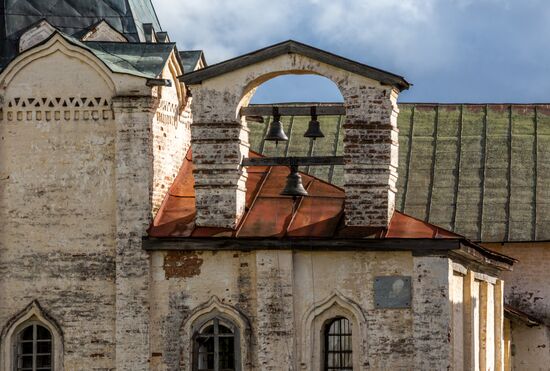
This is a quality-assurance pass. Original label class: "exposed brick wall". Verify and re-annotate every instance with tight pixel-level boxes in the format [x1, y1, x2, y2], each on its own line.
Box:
[186, 54, 401, 229]
[188, 86, 249, 228]
[151, 89, 192, 215]
[342, 86, 399, 227]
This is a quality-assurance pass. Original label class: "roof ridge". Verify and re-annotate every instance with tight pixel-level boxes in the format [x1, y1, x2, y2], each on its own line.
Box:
[179, 40, 410, 90]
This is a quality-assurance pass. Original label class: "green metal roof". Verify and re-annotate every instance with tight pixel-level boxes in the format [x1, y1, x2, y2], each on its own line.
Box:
[84, 40, 176, 78]
[179, 50, 206, 74]
[0, 0, 162, 70]
[8, 31, 176, 79]
[249, 103, 550, 242]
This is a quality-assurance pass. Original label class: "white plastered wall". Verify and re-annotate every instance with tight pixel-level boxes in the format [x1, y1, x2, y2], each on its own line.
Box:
[0, 35, 120, 370]
[451, 262, 504, 371]
[0, 34, 189, 370]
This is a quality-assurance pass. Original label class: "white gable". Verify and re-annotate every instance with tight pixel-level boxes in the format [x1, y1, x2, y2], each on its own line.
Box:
[81, 20, 127, 42]
[19, 20, 56, 52]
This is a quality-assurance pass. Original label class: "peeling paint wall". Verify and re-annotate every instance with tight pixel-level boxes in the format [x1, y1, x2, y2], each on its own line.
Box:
[148, 249, 503, 371]
[150, 250, 416, 370]
[0, 47, 118, 370]
[0, 40, 191, 370]
[151, 61, 192, 214]
[509, 321, 549, 371]
[412, 256, 453, 370]
[486, 242, 550, 369]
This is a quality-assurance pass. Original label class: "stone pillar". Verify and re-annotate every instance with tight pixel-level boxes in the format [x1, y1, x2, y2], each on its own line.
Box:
[412, 256, 453, 369]
[480, 281, 489, 370]
[254, 251, 295, 370]
[113, 96, 157, 370]
[342, 85, 399, 227]
[463, 270, 477, 369]
[494, 280, 504, 371]
[188, 87, 249, 229]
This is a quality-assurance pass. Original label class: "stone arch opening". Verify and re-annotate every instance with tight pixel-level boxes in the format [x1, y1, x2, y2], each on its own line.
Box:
[241, 72, 347, 185]
[182, 41, 407, 229]
[236, 66, 353, 117]
[250, 74, 344, 104]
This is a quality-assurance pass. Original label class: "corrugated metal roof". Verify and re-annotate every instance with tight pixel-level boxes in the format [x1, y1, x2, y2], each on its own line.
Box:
[148, 149, 461, 240]
[1, 0, 161, 70]
[248, 103, 550, 243]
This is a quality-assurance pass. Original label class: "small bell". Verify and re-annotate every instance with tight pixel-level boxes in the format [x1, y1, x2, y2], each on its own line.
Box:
[304, 107, 324, 139]
[281, 166, 308, 197]
[264, 107, 288, 145]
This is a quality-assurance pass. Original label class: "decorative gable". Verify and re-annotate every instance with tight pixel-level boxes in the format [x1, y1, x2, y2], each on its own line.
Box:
[19, 20, 56, 52]
[81, 20, 128, 42]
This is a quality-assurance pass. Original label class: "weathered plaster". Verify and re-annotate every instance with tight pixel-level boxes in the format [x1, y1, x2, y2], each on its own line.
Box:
[149, 249, 478, 370]
[487, 242, 550, 369]
[0, 44, 118, 370]
[0, 36, 190, 371]
[187, 52, 399, 228]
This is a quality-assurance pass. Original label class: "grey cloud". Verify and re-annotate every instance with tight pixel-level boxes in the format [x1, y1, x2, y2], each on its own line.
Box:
[153, 0, 550, 103]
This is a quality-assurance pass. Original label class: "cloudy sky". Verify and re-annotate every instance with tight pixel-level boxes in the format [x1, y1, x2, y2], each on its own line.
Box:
[153, 0, 550, 103]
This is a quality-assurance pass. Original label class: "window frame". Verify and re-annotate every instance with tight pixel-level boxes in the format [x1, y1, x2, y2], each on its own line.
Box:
[1, 303, 63, 371]
[323, 317, 353, 371]
[13, 321, 54, 371]
[192, 315, 241, 371]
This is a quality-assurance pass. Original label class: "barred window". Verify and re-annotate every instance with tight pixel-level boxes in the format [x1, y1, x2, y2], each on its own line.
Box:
[324, 317, 353, 371]
[15, 323, 52, 371]
[194, 318, 238, 371]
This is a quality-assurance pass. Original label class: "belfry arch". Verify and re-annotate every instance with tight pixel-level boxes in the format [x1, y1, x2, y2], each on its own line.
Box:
[249, 74, 344, 104]
[180, 40, 409, 229]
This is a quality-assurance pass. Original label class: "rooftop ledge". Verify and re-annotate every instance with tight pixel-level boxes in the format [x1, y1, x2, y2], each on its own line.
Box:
[142, 236, 515, 272]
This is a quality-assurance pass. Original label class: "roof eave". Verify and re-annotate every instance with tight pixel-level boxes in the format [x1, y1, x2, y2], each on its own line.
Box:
[178, 40, 410, 91]
[452, 240, 516, 271]
[504, 305, 543, 327]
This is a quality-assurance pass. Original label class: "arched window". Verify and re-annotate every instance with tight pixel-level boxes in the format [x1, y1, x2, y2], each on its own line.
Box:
[14, 323, 53, 371]
[193, 317, 239, 371]
[324, 317, 353, 371]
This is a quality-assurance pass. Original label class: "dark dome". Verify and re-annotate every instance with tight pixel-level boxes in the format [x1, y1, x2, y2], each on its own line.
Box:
[0, 0, 162, 70]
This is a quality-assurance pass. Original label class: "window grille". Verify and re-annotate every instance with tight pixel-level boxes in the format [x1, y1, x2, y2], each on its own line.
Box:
[194, 318, 236, 371]
[15, 324, 52, 371]
[324, 317, 353, 371]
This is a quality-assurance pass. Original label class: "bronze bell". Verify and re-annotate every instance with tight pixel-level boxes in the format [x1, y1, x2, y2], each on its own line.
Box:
[264, 108, 288, 144]
[304, 107, 324, 139]
[281, 166, 308, 197]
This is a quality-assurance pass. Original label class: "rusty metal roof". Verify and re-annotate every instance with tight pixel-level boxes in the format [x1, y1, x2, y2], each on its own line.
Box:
[148, 149, 461, 240]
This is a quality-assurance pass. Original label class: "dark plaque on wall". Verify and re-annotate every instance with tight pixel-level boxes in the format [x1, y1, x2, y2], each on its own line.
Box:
[374, 276, 412, 309]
